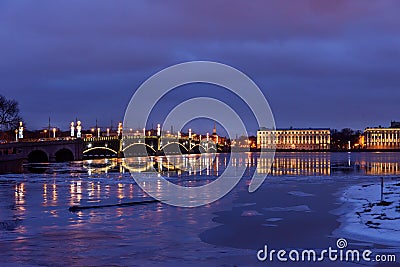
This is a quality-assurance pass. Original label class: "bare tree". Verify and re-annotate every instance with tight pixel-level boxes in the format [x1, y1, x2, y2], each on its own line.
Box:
[0, 95, 22, 131]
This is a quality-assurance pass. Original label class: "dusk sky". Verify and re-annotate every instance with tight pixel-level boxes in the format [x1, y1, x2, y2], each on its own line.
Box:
[1, 1, 400, 134]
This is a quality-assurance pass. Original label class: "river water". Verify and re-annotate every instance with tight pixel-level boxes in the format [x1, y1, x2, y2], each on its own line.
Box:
[0, 152, 399, 266]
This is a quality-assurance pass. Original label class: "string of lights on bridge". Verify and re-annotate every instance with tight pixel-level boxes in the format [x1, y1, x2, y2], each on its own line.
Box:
[13, 121, 237, 147]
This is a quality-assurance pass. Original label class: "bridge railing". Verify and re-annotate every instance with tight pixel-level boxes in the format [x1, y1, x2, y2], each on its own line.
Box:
[83, 136, 119, 142]
[1, 137, 77, 144]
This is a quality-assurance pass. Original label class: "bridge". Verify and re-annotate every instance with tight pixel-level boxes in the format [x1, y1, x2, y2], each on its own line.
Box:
[0, 139, 84, 163]
[0, 135, 224, 164]
[83, 135, 220, 158]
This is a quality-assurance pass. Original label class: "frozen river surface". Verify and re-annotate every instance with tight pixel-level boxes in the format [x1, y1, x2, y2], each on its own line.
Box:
[0, 152, 399, 266]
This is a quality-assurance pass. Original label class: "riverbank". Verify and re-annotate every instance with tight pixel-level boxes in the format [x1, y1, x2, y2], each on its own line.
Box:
[333, 178, 400, 247]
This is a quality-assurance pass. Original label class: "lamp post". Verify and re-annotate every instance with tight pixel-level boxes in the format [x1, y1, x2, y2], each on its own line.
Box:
[117, 122, 122, 137]
[157, 124, 161, 151]
[18, 121, 23, 139]
[97, 128, 100, 138]
[189, 129, 192, 150]
[106, 128, 110, 137]
[76, 121, 82, 138]
[70, 122, 75, 137]
[53, 128, 56, 138]
[15, 129, 18, 142]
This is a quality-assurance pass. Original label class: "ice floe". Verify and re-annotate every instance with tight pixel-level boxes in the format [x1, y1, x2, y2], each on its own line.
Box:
[233, 202, 256, 208]
[241, 210, 263, 217]
[263, 205, 312, 212]
[288, 191, 314, 197]
[265, 217, 283, 222]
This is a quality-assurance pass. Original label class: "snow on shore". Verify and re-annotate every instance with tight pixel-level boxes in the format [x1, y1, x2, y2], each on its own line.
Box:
[333, 178, 400, 246]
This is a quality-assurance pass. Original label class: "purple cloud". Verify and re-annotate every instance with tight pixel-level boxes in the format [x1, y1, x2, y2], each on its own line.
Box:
[0, 0, 399, 132]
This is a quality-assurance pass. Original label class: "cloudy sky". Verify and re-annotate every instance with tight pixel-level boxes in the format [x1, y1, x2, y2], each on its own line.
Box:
[1, 1, 399, 134]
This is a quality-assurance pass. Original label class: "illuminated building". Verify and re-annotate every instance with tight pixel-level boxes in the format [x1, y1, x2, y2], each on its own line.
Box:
[357, 135, 365, 148]
[257, 128, 330, 150]
[210, 122, 225, 145]
[364, 127, 400, 149]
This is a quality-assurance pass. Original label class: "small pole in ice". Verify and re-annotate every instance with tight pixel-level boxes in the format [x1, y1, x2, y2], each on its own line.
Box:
[380, 177, 384, 203]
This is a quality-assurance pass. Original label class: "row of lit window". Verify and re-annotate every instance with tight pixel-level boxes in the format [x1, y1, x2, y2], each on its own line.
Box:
[366, 139, 400, 143]
[258, 131, 330, 135]
[367, 136, 400, 139]
[259, 144, 330, 149]
[365, 129, 400, 132]
[258, 136, 330, 140]
[258, 137, 329, 143]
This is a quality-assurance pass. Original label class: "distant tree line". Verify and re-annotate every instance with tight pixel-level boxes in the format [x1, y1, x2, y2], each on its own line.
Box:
[331, 128, 362, 149]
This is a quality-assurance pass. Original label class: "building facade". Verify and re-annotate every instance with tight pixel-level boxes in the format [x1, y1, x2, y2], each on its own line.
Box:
[364, 127, 400, 149]
[257, 128, 331, 150]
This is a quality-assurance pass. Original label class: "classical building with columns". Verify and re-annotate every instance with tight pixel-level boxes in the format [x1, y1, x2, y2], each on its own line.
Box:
[257, 128, 331, 150]
[364, 127, 400, 149]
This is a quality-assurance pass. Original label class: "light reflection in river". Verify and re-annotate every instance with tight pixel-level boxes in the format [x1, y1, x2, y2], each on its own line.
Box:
[79, 152, 400, 178]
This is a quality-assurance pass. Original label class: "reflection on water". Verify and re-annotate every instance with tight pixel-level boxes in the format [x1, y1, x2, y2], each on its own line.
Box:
[7, 152, 397, 222]
[80, 152, 400, 177]
[360, 161, 400, 175]
[15, 152, 394, 211]
[15, 183, 25, 205]
[257, 154, 331, 176]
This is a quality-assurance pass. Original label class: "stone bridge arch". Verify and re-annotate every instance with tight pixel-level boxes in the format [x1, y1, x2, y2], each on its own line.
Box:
[27, 150, 49, 163]
[55, 148, 74, 162]
[1, 140, 85, 163]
